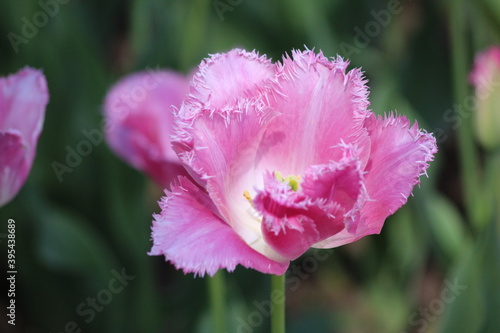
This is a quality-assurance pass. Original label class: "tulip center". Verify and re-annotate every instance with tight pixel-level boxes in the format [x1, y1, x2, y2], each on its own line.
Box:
[274, 171, 301, 191]
[241, 171, 301, 224]
[242, 171, 301, 204]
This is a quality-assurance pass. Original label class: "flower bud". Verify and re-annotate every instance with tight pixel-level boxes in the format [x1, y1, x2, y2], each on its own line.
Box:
[470, 46, 500, 150]
[0, 67, 48, 206]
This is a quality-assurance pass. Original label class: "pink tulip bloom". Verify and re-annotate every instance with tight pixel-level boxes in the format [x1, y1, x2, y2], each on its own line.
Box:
[150, 49, 437, 276]
[104, 70, 190, 187]
[0, 67, 48, 207]
[470, 46, 500, 150]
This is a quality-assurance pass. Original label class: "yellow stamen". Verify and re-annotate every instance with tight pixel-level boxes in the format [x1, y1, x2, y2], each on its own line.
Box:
[274, 170, 284, 182]
[274, 170, 301, 191]
[243, 190, 253, 201]
[287, 176, 300, 191]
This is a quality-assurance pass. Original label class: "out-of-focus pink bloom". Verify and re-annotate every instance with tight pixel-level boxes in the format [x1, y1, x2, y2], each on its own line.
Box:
[470, 46, 500, 150]
[150, 49, 437, 276]
[0, 67, 48, 207]
[104, 70, 190, 187]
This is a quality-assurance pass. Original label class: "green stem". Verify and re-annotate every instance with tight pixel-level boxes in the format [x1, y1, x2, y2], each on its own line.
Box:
[486, 150, 500, 223]
[208, 271, 226, 333]
[494, 152, 500, 231]
[271, 274, 286, 333]
[449, 0, 483, 228]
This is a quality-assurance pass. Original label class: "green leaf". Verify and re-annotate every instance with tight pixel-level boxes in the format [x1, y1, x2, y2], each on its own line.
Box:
[425, 192, 468, 259]
[36, 204, 118, 279]
[482, 0, 500, 29]
[437, 214, 500, 332]
[387, 205, 425, 275]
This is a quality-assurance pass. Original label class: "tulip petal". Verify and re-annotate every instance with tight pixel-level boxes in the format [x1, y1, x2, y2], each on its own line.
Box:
[470, 46, 500, 150]
[104, 70, 189, 187]
[0, 67, 48, 144]
[183, 48, 275, 112]
[173, 50, 279, 249]
[256, 149, 364, 260]
[174, 49, 277, 182]
[0, 67, 48, 206]
[362, 114, 437, 223]
[301, 146, 366, 233]
[0, 131, 26, 206]
[149, 176, 288, 276]
[254, 172, 319, 260]
[315, 113, 437, 248]
[256, 49, 371, 176]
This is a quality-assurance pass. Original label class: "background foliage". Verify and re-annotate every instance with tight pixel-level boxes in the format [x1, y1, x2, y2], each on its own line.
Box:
[1, 0, 499, 332]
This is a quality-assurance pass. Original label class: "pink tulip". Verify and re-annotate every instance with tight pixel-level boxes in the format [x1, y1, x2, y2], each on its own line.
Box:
[104, 70, 190, 187]
[149, 49, 437, 276]
[0, 67, 48, 207]
[470, 46, 500, 150]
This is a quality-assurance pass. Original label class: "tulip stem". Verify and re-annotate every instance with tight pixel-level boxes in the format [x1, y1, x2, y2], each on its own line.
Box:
[208, 271, 227, 333]
[271, 274, 286, 333]
[449, 0, 483, 228]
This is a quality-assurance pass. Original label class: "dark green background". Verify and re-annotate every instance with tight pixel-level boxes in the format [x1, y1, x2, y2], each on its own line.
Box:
[1, 0, 499, 332]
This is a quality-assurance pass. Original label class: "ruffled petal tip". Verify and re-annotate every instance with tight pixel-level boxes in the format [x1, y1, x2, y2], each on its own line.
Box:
[149, 177, 288, 277]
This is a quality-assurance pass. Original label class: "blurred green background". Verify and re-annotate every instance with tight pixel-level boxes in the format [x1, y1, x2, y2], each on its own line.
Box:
[1, 0, 500, 332]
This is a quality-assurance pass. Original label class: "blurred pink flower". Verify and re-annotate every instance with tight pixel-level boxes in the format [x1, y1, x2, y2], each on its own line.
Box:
[0, 67, 48, 207]
[150, 49, 437, 276]
[104, 70, 190, 187]
[470, 46, 500, 150]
